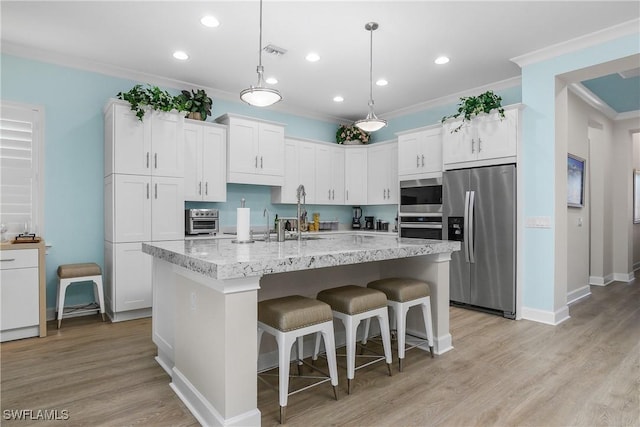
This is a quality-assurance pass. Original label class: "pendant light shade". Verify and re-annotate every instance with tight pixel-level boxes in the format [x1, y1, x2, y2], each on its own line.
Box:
[354, 22, 386, 132]
[240, 0, 282, 107]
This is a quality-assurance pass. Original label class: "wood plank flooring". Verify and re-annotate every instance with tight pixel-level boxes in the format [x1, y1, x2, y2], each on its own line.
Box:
[1, 280, 638, 426]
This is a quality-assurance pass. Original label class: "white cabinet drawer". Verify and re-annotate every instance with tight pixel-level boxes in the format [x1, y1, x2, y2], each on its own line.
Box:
[0, 249, 38, 270]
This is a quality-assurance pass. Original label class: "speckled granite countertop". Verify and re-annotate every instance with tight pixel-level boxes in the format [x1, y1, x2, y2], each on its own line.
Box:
[143, 234, 460, 280]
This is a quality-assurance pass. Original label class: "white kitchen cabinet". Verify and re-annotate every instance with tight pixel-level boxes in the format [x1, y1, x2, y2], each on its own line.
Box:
[271, 138, 300, 204]
[397, 126, 442, 179]
[368, 142, 398, 205]
[344, 147, 368, 205]
[216, 114, 285, 186]
[443, 107, 518, 169]
[104, 99, 184, 178]
[0, 248, 40, 342]
[104, 241, 153, 314]
[315, 144, 345, 205]
[184, 120, 227, 202]
[299, 141, 318, 204]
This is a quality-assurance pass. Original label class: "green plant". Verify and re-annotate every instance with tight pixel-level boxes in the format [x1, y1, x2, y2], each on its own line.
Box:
[175, 89, 213, 121]
[441, 90, 505, 132]
[336, 124, 370, 144]
[116, 84, 178, 121]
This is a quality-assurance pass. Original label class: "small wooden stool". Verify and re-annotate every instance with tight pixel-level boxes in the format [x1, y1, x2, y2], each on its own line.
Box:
[56, 263, 106, 328]
[314, 285, 393, 394]
[258, 295, 339, 424]
[365, 278, 434, 372]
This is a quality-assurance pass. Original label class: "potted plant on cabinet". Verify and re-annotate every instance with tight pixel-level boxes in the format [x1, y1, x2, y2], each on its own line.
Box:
[441, 90, 505, 132]
[175, 89, 213, 121]
[116, 84, 178, 121]
[336, 124, 370, 145]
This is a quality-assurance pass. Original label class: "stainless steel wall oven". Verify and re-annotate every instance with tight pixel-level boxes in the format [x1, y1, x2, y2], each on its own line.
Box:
[398, 178, 443, 240]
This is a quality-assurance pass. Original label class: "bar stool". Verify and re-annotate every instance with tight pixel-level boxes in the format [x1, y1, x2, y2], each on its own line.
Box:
[364, 277, 434, 372]
[314, 285, 393, 394]
[56, 263, 106, 329]
[257, 295, 339, 424]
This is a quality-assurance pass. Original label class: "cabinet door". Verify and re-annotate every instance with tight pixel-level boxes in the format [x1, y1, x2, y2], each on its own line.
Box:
[228, 118, 259, 175]
[113, 174, 152, 243]
[151, 112, 183, 177]
[114, 242, 152, 312]
[345, 148, 367, 205]
[183, 122, 203, 201]
[397, 132, 421, 177]
[1, 266, 39, 331]
[272, 139, 299, 204]
[387, 144, 398, 204]
[367, 144, 389, 204]
[315, 145, 332, 204]
[475, 109, 517, 161]
[112, 103, 151, 175]
[258, 123, 285, 177]
[298, 141, 316, 204]
[330, 147, 345, 204]
[151, 176, 184, 241]
[420, 129, 443, 173]
[201, 125, 227, 202]
[443, 120, 475, 164]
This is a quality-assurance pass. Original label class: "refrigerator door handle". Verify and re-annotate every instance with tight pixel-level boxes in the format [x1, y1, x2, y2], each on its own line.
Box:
[468, 190, 476, 263]
[464, 191, 471, 263]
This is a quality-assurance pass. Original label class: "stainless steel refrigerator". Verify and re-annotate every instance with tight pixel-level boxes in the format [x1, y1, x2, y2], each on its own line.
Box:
[443, 164, 516, 319]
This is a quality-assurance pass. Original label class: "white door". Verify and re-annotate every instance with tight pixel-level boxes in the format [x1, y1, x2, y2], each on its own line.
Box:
[345, 148, 367, 205]
[201, 125, 227, 202]
[368, 144, 389, 204]
[1, 267, 39, 331]
[387, 144, 398, 204]
[443, 120, 475, 164]
[113, 174, 151, 243]
[275, 139, 300, 204]
[151, 111, 183, 177]
[151, 176, 184, 241]
[475, 109, 517, 161]
[183, 122, 203, 201]
[298, 141, 316, 204]
[114, 242, 152, 311]
[420, 129, 443, 173]
[397, 132, 421, 177]
[258, 123, 285, 177]
[228, 119, 259, 175]
[112, 103, 151, 175]
[330, 147, 345, 204]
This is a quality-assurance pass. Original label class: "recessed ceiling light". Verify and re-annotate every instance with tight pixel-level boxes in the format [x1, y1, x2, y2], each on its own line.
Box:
[333, 96, 344, 103]
[305, 52, 320, 62]
[173, 51, 189, 60]
[435, 56, 450, 65]
[200, 15, 220, 28]
[265, 77, 278, 85]
[376, 79, 388, 86]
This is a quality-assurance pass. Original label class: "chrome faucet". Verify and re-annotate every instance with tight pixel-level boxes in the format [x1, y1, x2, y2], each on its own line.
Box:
[263, 208, 271, 242]
[296, 184, 306, 241]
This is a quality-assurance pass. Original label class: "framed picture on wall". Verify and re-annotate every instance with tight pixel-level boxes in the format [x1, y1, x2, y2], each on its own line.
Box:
[634, 170, 640, 223]
[567, 154, 585, 208]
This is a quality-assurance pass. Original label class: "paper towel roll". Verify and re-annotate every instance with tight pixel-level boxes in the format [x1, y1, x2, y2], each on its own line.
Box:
[236, 208, 251, 241]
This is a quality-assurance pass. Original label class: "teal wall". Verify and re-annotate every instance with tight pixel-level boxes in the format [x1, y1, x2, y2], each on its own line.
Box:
[520, 33, 640, 312]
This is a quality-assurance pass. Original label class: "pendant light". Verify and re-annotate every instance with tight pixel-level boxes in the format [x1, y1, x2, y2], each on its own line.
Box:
[354, 22, 387, 132]
[240, 0, 282, 107]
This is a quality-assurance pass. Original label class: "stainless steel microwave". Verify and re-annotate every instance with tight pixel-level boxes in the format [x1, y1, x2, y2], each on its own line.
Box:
[399, 178, 443, 239]
[185, 209, 219, 235]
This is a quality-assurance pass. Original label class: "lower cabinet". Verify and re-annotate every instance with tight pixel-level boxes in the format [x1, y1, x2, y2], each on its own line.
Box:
[0, 248, 40, 342]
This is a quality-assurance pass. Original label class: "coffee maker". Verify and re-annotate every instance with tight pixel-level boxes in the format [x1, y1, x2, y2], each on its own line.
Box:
[364, 216, 375, 230]
[352, 206, 362, 229]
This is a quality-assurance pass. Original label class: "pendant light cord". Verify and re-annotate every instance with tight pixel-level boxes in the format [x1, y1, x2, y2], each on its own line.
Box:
[368, 25, 373, 107]
[258, 0, 263, 69]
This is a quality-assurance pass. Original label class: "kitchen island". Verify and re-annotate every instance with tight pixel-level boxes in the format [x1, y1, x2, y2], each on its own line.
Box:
[143, 233, 459, 426]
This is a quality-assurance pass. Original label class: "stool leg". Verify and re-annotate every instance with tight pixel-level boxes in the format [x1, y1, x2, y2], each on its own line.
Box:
[343, 315, 359, 394]
[277, 332, 295, 424]
[396, 303, 409, 372]
[361, 318, 371, 346]
[93, 276, 106, 322]
[296, 336, 304, 375]
[257, 327, 265, 356]
[312, 332, 322, 365]
[57, 279, 69, 329]
[320, 324, 339, 401]
[421, 298, 435, 357]
[377, 310, 393, 377]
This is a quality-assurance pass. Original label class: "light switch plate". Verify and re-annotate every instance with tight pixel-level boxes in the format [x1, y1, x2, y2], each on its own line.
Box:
[525, 216, 552, 228]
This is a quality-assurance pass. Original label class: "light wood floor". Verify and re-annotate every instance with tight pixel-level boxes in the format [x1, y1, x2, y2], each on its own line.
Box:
[1, 280, 638, 426]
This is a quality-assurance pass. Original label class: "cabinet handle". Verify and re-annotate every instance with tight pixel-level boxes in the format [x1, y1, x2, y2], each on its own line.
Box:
[198, 182, 202, 195]
[146, 183, 150, 199]
[146, 152, 150, 168]
[332, 189, 335, 200]
[255, 155, 258, 168]
[0, 258, 16, 262]
[346, 190, 349, 201]
[421, 154, 425, 167]
[416, 155, 420, 167]
[328, 189, 331, 199]
[478, 137, 482, 152]
[261, 156, 263, 169]
[471, 139, 475, 154]
[205, 182, 208, 196]
[154, 183, 158, 199]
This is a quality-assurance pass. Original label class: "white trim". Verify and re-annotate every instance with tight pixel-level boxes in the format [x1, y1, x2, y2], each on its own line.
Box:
[589, 274, 615, 286]
[612, 272, 635, 282]
[171, 367, 261, 427]
[383, 76, 521, 120]
[521, 305, 570, 326]
[511, 19, 640, 67]
[569, 84, 640, 121]
[616, 110, 640, 121]
[567, 285, 591, 305]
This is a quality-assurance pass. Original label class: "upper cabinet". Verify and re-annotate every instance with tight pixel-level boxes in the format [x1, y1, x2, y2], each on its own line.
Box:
[216, 114, 285, 186]
[184, 120, 227, 202]
[104, 100, 184, 178]
[397, 126, 442, 180]
[442, 107, 519, 169]
[344, 147, 368, 205]
[315, 144, 345, 205]
[368, 142, 398, 205]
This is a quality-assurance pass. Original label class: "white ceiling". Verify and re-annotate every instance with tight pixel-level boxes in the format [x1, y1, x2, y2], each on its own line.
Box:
[1, 1, 639, 122]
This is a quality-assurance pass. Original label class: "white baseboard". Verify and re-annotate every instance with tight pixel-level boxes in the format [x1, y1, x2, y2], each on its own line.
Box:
[612, 272, 635, 282]
[171, 368, 260, 427]
[567, 285, 591, 305]
[521, 305, 570, 325]
[589, 275, 614, 286]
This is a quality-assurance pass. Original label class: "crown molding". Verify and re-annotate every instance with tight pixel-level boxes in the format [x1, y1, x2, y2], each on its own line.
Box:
[0, 41, 345, 125]
[568, 82, 640, 121]
[511, 18, 640, 68]
[381, 76, 521, 120]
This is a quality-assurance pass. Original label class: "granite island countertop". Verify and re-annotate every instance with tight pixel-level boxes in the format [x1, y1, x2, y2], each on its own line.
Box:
[142, 234, 460, 281]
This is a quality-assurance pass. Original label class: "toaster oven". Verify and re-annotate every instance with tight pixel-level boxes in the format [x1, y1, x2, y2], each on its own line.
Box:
[185, 209, 219, 235]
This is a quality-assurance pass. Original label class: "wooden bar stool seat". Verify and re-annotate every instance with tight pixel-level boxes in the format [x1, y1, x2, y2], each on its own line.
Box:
[258, 295, 339, 424]
[56, 263, 106, 328]
[365, 277, 435, 372]
[314, 285, 393, 394]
